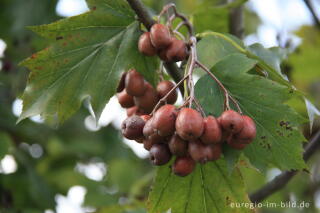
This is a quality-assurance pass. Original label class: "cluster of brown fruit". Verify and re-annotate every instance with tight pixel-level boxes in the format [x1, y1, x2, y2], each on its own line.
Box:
[117, 69, 178, 115]
[120, 95, 256, 177]
[138, 23, 188, 62]
[118, 8, 257, 178]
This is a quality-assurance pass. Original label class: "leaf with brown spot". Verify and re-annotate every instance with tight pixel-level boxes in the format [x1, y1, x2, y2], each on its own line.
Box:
[195, 52, 306, 171]
[19, 0, 158, 124]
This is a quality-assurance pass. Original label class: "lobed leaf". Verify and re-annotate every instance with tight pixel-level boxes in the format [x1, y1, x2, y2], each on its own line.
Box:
[20, 0, 158, 124]
[195, 53, 306, 171]
[148, 160, 252, 213]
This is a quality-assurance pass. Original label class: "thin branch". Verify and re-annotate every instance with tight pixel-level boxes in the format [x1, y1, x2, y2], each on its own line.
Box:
[250, 130, 320, 203]
[126, 0, 184, 93]
[151, 74, 189, 115]
[126, 0, 155, 30]
[227, 0, 244, 39]
[303, 0, 320, 28]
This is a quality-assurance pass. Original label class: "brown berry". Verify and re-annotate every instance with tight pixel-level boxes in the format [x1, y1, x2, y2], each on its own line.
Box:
[188, 141, 207, 163]
[176, 108, 204, 141]
[156, 81, 178, 104]
[125, 69, 146, 96]
[143, 118, 166, 144]
[117, 89, 134, 108]
[138, 32, 157, 56]
[166, 38, 188, 62]
[149, 144, 172, 166]
[172, 156, 195, 177]
[152, 105, 177, 136]
[127, 106, 138, 117]
[134, 83, 159, 113]
[150, 24, 172, 49]
[117, 72, 127, 92]
[204, 144, 221, 161]
[188, 141, 221, 163]
[200, 116, 222, 144]
[121, 115, 145, 140]
[140, 114, 151, 122]
[168, 134, 188, 156]
[228, 140, 247, 150]
[233, 115, 256, 144]
[219, 110, 244, 133]
[135, 138, 143, 144]
[143, 139, 154, 150]
[143, 118, 155, 137]
[158, 48, 169, 61]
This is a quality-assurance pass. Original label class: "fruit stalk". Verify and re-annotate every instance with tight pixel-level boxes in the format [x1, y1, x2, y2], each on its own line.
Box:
[126, 0, 184, 92]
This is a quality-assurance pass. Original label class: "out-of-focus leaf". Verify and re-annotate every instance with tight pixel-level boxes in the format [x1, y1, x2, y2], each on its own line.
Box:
[20, 1, 158, 124]
[148, 160, 252, 213]
[0, 0, 59, 40]
[289, 26, 320, 91]
[0, 132, 12, 159]
[243, 8, 261, 35]
[288, 26, 320, 129]
[107, 159, 148, 194]
[195, 53, 306, 171]
[193, 7, 229, 34]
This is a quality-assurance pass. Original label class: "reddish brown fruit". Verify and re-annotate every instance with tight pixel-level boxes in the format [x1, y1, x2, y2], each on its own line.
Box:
[172, 156, 196, 177]
[125, 69, 146, 96]
[117, 89, 134, 108]
[127, 106, 138, 117]
[188, 141, 221, 163]
[176, 108, 204, 141]
[200, 116, 222, 144]
[138, 32, 157, 56]
[233, 115, 256, 144]
[204, 144, 222, 161]
[117, 72, 127, 92]
[228, 140, 247, 150]
[219, 110, 244, 133]
[168, 134, 188, 156]
[158, 48, 169, 61]
[143, 118, 166, 144]
[143, 118, 155, 137]
[149, 144, 172, 166]
[134, 83, 159, 113]
[143, 139, 154, 150]
[150, 24, 172, 49]
[152, 105, 177, 136]
[135, 138, 143, 144]
[140, 114, 151, 122]
[166, 38, 188, 62]
[188, 141, 206, 163]
[156, 81, 178, 104]
[121, 115, 145, 140]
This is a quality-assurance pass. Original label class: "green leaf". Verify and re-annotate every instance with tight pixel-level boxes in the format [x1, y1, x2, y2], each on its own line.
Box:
[196, 33, 294, 88]
[288, 26, 320, 129]
[20, 1, 158, 123]
[148, 160, 252, 213]
[0, 132, 12, 159]
[192, 7, 229, 34]
[196, 33, 242, 70]
[247, 43, 287, 78]
[195, 53, 306, 171]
